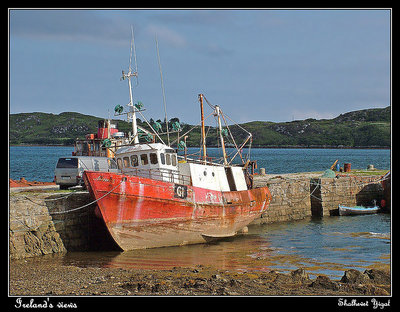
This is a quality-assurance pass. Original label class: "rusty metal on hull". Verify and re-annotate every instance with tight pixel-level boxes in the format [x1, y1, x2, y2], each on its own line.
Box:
[84, 171, 271, 250]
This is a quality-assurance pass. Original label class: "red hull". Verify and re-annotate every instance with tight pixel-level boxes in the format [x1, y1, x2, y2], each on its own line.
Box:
[83, 171, 271, 250]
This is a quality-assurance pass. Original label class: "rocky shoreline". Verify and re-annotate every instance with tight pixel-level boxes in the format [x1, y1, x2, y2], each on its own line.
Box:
[9, 255, 390, 296]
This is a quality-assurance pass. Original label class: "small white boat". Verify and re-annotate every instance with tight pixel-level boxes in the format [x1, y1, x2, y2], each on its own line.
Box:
[338, 201, 379, 216]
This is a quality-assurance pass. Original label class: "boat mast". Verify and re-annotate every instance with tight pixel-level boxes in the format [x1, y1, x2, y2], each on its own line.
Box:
[215, 106, 228, 165]
[122, 27, 139, 144]
[199, 94, 207, 164]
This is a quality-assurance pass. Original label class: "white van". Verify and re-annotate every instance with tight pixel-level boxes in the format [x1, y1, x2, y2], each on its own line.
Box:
[54, 156, 119, 189]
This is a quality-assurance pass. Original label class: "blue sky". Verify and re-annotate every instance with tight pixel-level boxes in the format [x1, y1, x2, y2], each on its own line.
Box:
[9, 9, 390, 125]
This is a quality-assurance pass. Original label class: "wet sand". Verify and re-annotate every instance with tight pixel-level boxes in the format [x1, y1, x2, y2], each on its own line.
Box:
[9, 255, 390, 296]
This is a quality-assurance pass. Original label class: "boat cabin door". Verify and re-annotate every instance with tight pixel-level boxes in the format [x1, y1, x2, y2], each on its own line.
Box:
[225, 167, 237, 191]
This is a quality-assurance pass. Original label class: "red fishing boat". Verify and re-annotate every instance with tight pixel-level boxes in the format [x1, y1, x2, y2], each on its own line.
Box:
[83, 33, 271, 250]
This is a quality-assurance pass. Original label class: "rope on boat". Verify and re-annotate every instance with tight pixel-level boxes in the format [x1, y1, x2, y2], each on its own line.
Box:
[19, 189, 84, 206]
[17, 180, 124, 214]
[11, 180, 125, 233]
[49, 180, 124, 215]
[43, 190, 82, 201]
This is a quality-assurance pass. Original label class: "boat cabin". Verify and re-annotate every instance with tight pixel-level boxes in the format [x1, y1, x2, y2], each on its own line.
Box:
[115, 142, 248, 192]
[115, 143, 185, 183]
[178, 162, 248, 192]
[73, 119, 129, 157]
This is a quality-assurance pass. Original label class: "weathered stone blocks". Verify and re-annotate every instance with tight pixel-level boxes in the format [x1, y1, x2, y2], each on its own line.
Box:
[310, 176, 383, 216]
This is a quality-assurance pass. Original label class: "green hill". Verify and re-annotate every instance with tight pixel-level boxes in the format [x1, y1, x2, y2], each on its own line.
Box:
[238, 106, 391, 147]
[9, 106, 390, 148]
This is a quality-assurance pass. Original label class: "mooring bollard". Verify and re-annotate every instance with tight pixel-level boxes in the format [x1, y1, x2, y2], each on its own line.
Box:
[344, 163, 351, 172]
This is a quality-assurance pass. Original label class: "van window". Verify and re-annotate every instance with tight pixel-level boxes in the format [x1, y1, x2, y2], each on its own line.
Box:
[150, 153, 158, 165]
[160, 153, 165, 165]
[56, 158, 78, 168]
[93, 159, 101, 171]
[131, 155, 139, 167]
[123, 157, 130, 167]
[140, 154, 148, 165]
[108, 159, 118, 169]
[117, 158, 123, 170]
[171, 154, 177, 166]
[166, 154, 171, 166]
[79, 159, 92, 170]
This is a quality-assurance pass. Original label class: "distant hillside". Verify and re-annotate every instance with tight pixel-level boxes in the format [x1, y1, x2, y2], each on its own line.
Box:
[238, 106, 390, 148]
[9, 107, 390, 148]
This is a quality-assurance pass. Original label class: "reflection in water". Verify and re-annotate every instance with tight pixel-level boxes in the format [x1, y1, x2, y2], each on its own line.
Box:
[61, 213, 390, 278]
[63, 235, 273, 272]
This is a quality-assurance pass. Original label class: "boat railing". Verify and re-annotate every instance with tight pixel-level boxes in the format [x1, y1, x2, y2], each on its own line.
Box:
[177, 155, 225, 167]
[123, 167, 191, 185]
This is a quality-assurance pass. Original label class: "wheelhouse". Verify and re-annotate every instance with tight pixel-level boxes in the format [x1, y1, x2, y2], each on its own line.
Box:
[115, 143, 186, 183]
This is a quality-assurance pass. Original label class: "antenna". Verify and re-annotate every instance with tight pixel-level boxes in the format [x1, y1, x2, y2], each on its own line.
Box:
[130, 25, 139, 86]
[121, 27, 139, 144]
[129, 27, 133, 71]
[155, 34, 170, 146]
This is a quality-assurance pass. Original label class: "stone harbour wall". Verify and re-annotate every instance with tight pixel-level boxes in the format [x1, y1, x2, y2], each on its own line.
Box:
[251, 176, 312, 224]
[9, 191, 118, 260]
[9, 194, 66, 260]
[45, 192, 118, 252]
[310, 176, 384, 216]
[251, 174, 385, 223]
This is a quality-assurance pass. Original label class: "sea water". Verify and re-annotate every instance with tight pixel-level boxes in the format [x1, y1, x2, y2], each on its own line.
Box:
[9, 146, 74, 182]
[9, 146, 390, 181]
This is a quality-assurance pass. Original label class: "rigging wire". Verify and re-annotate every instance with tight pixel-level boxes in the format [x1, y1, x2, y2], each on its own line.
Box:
[155, 34, 170, 146]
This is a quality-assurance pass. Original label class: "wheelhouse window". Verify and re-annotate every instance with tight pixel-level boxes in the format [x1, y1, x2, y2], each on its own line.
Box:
[130, 155, 139, 167]
[162, 152, 177, 167]
[140, 154, 148, 165]
[123, 157, 130, 167]
[117, 158, 123, 170]
[160, 153, 165, 165]
[150, 153, 158, 165]
[108, 159, 118, 169]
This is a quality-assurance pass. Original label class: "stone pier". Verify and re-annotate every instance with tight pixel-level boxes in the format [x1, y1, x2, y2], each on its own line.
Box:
[251, 173, 385, 223]
[9, 191, 118, 260]
[309, 176, 385, 216]
[251, 175, 312, 224]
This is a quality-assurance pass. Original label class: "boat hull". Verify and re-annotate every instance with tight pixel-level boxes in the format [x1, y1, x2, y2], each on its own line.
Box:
[338, 205, 379, 216]
[83, 171, 271, 250]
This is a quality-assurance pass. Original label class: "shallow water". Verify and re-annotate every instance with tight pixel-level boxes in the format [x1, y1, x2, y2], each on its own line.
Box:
[61, 213, 390, 279]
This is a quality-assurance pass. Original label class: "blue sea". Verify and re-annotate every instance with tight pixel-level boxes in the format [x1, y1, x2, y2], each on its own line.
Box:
[9, 146, 391, 278]
[9, 146, 390, 181]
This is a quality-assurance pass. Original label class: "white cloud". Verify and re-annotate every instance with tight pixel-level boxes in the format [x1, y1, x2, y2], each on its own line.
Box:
[145, 24, 186, 48]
